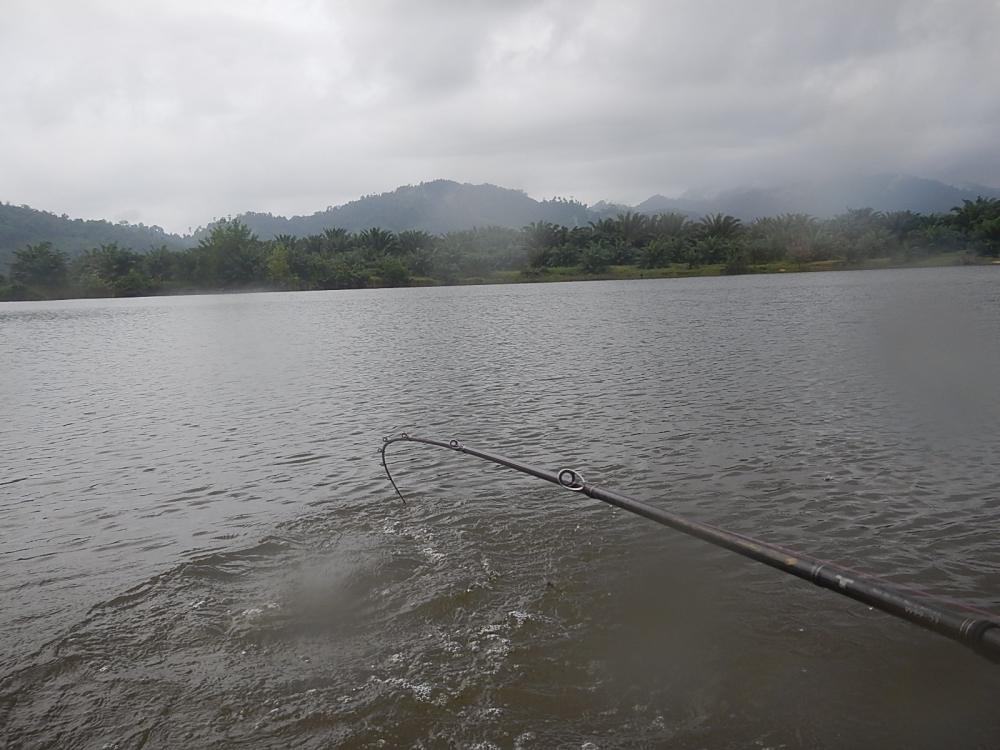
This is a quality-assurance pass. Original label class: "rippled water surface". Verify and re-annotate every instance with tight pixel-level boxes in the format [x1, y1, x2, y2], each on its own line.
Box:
[2, 269, 999, 749]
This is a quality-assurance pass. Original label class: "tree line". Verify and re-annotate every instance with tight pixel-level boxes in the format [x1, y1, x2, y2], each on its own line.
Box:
[2, 198, 998, 300]
[0, 201, 183, 272]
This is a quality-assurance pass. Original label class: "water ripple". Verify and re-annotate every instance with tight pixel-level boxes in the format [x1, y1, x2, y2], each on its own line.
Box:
[2, 270, 1000, 747]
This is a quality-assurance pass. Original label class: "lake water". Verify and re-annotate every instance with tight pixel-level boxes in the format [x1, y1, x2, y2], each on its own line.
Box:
[2, 268, 999, 748]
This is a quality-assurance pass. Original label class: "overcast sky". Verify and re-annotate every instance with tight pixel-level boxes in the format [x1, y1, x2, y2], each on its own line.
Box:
[2, 0, 998, 233]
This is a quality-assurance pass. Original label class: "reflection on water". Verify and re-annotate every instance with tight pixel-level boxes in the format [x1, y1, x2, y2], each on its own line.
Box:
[2, 268, 999, 748]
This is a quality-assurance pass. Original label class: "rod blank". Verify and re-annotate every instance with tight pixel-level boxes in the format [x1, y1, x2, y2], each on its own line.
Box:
[380, 433, 1000, 663]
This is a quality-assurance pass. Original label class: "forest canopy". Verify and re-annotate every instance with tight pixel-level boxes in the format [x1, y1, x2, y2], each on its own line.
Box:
[2, 198, 998, 301]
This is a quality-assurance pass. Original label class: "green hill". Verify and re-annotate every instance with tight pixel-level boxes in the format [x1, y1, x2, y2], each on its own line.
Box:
[209, 180, 594, 239]
[0, 202, 185, 270]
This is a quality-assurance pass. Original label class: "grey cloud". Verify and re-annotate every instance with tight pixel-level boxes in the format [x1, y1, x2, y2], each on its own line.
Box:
[1, 0, 998, 232]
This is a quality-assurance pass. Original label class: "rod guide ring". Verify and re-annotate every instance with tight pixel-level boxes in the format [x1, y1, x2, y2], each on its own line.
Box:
[558, 468, 586, 491]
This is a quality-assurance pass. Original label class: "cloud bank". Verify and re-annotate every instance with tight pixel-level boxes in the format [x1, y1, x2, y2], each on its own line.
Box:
[2, 0, 998, 232]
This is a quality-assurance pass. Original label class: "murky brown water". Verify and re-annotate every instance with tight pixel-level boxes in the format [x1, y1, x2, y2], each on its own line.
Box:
[2, 268, 999, 748]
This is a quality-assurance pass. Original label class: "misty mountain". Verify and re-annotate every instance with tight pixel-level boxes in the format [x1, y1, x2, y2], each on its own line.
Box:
[216, 180, 594, 239]
[587, 200, 633, 220]
[0, 202, 185, 268]
[636, 174, 1000, 220]
[223, 175, 999, 240]
[5, 175, 999, 271]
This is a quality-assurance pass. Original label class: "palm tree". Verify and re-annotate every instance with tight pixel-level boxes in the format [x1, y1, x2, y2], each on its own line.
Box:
[10, 242, 68, 288]
[587, 217, 619, 245]
[322, 227, 352, 254]
[949, 197, 999, 230]
[398, 230, 433, 255]
[834, 208, 885, 239]
[615, 211, 651, 247]
[360, 227, 400, 255]
[524, 221, 565, 251]
[748, 214, 820, 264]
[697, 213, 742, 239]
[883, 211, 921, 241]
[650, 212, 688, 239]
[775, 213, 817, 232]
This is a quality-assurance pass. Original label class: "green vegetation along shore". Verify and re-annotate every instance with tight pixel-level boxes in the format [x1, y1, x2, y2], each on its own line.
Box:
[3, 198, 999, 301]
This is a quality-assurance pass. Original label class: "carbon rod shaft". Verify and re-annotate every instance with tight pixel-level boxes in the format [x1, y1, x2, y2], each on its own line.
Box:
[380, 433, 1000, 663]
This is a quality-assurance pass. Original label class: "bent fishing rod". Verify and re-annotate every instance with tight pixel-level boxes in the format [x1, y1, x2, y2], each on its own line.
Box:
[380, 433, 1000, 664]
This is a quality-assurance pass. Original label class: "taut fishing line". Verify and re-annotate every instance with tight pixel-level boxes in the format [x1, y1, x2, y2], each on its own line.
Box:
[379, 433, 1000, 664]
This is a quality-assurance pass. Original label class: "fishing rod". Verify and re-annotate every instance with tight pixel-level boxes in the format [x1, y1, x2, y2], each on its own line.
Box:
[380, 433, 1000, 664]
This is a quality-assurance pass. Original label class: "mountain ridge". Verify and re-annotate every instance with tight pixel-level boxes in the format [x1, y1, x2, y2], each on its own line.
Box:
[3, 175, 998, 268]
[208, 180, 594, 239]
[636, 174, 1000, 220]
[0, 201, 187, 270]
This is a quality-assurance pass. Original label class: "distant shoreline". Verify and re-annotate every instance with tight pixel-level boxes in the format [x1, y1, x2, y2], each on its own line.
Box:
[468, 252, 999, 286]
[3, 252, 996, 303]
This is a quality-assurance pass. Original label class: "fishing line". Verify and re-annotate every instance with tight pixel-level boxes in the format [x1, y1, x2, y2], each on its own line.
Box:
[379, 432, 1000, 664]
